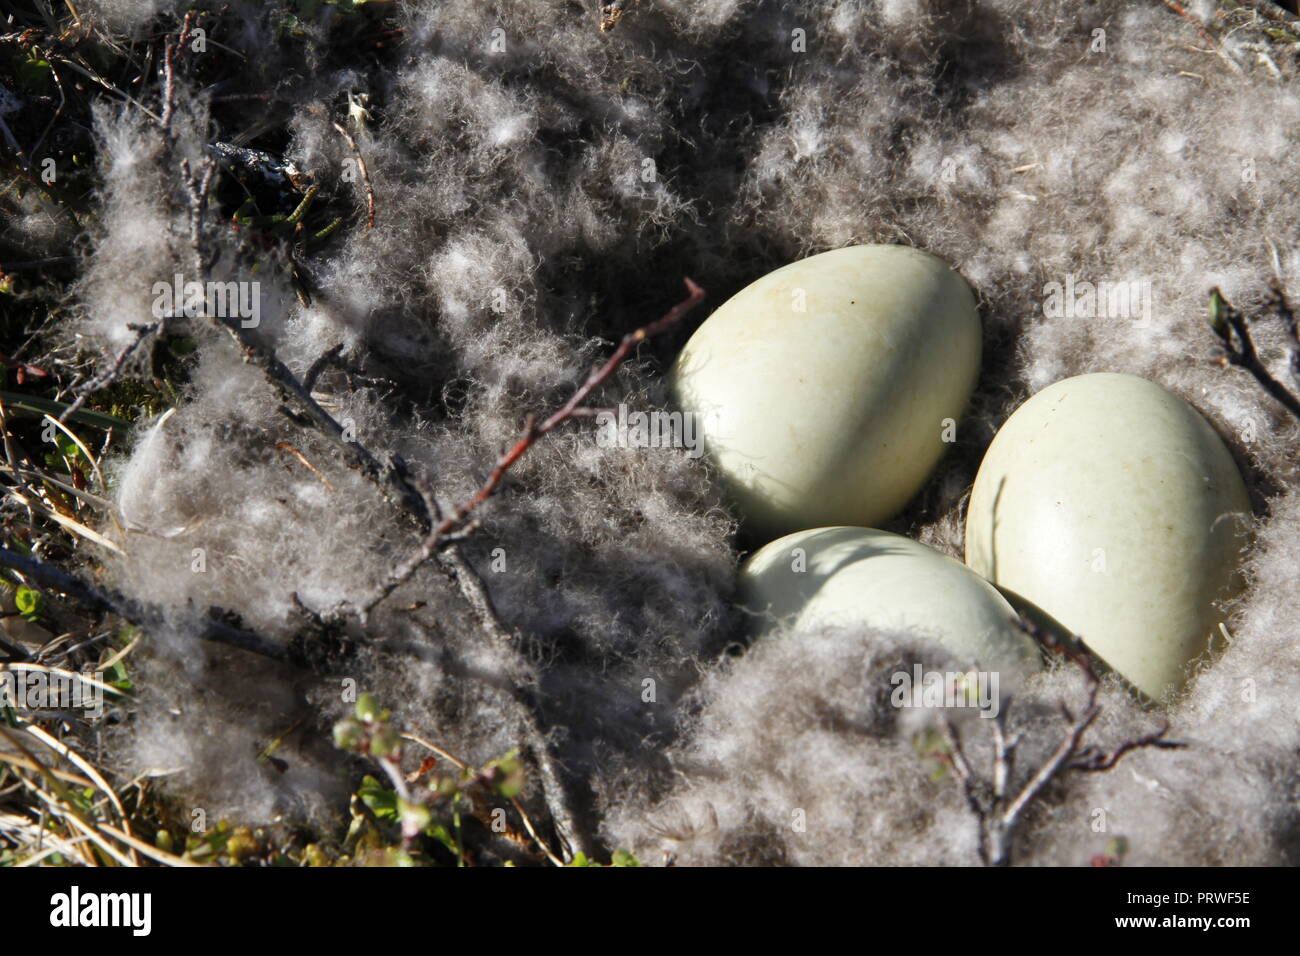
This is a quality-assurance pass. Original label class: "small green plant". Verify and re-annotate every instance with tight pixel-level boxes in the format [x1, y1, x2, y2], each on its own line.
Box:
[13, 584, 42, 622]
[334, 693, 637, 866]
[334, 693, 525, 864]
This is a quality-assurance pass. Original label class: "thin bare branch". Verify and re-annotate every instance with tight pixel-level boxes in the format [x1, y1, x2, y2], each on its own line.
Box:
[159, 12, 197, 136]
[332, 121, 377, 229]
[432, 277, 705, 542]
[0, 546, 301, 664]
[57, 323, 158, 425]
[939, 616, 1184, 866]
[1209, 286, 1300, 419]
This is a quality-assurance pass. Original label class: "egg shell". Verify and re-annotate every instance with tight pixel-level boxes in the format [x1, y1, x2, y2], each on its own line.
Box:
[670, 245, 980, 538]
[964, 373, 1253, 700]
[740, 527, 1043, 683]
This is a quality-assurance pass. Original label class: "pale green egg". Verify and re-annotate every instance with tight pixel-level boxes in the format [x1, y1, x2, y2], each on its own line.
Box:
[965, 373, 1253, 700]
[740, 527, 1043, 684]
[670, 245, 980, 538]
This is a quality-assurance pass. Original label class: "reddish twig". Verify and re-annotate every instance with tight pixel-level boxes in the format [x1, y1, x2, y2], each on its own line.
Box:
[1070, 729, 1183, 772]
[433, 277, 704, 540]
[1160, 0, 1245, 75]
[340, 278, 704, 863]
[275, 441, 337, 493]
[351, 276, 704, 618]
[160, 12, 197, 135]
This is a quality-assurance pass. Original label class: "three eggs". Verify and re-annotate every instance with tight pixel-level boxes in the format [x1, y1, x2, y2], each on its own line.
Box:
[669, 245, 1252, 700]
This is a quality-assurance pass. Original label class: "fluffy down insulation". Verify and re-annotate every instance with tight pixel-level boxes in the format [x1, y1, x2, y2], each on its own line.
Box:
[31, 0, 1300, 864]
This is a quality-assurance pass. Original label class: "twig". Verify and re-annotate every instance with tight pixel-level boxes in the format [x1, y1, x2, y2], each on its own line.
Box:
[350, 477, 472, 620]
[57, 323, 159, 425]
[275, 442, 336, 492]
[432, 278, 705, 542]
[332, 121, 376, 229]
[44, 53, 161, 123]
[1234, 0, 1300, 29]
[29, 54, 66, 163]
[355, 280, 703, 859]
[350, 278, 704, 624]
[938, 618, 1183, 866]
[209, 311, 432, 522]
[159, 12, 197, 136]
[0, 547, 301, 664]
[1209, 286, 1300, 419]
[1161, 0, 1246, 75]
[179, 159, 426, 521]
[1069, 729, 1184, 772]
[180, 157, 216, 272]
[402, 732, 565, 866]
[0, 114, 27, 170]
[0, 632, 33, 661]
[0, 257, 81, 272]
[304, 343, 344, 393]
[119, 134, 704, 862]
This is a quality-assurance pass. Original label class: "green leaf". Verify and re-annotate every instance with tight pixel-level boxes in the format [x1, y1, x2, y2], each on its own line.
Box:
[354, 692, 382, 723]
[333, 716, 364, 751]
[426, 822, 460, 857]
[357, 775, 398, 820]
[1208, 289, 1229, 337]
[13, 56, 52, 93]
[399, 798, 432, 834]
[14, 585, 41, 619]
[105, 659, 132, 693]
[369, 726, 400, 757]
[610, 849, 641, 867]
[487, 749, 525, 799]
[50, 434, 85, 466]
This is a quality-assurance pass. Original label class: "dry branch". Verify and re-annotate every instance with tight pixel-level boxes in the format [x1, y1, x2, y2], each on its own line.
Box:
[159, 11, 198, 136]
[938, 620, 1183, 866]
[433, 278, 705, 542]
[0, 547, 306, 665]
[60, 142, 707, 862]
[1209, 286, 1300, 419]
[333, 121, 377, 229]
[56, 323, 158, 425]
